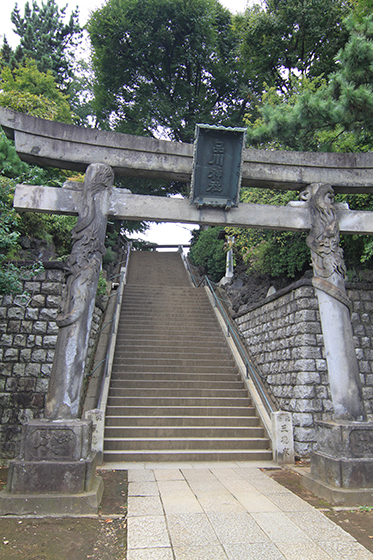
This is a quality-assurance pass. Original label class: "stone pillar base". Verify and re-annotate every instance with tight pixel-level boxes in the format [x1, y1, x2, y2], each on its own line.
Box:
[0, 419, 103, 516]
[0, 477, 104, 516]
[301, 420, 373, 506]
[301, 470, 373, 506]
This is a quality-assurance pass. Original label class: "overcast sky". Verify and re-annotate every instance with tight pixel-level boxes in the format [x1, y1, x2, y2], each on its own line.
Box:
[0, 0, 256, 248]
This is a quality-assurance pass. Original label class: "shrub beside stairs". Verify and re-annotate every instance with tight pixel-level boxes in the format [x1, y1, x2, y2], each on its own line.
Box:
[103, 251, 272, 462]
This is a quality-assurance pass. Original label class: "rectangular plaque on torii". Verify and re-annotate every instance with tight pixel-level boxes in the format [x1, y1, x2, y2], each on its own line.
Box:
[190, 124, 246, 210]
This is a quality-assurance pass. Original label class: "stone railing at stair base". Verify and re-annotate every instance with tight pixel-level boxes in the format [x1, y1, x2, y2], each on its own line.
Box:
[84, 261, 129, 464]
[234, 282, 373, 458]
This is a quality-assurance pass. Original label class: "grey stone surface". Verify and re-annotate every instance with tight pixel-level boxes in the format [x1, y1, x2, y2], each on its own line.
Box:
[128, 496, 164, 517]
[1, 418, 102, 515]
[128, 482, 159, 497]
[125, 465, 373, 560]
[224, 542, 285, 560]
[310, 420, 373, 489]
[235, 282, 373, 456]
[5, 106, 373, 196]
[45, 164, 113, 420]
[0, 475, 103, 516]
[127, 549, 174, 560]
[0, 265, 107, 461]
[127, 516, 171, 549]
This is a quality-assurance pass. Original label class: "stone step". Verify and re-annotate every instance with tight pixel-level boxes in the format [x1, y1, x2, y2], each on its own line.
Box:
[101, 251, 272, 463]
[105, 406, 257, 417]
[103, 449, 273, 462]
[117, 320, 220, 331]
[114, 339, 228, 348]
[119, 307, 216, 315]
[109, 380, 244, 390]
[115, 331, 226, 341]
[104, 415, 260, 427]
[113, 350, 232, 361]
[123, 284, 200, 292]
[110, 372, 243, 382]
[119, 306, 216, 315]
[111, 365, 239, 374]
[108, 388, 247, 398]
[125, 256, 191, 286]
[113, 342, 229, 352]
[119, 309, 214, 317]
[104, 426, 265, 439]
[121, 296, 210, 305]
[116, 327, 223, 337]
[104, 436, 270, 451]
[112, 357, 237, 368]
[120, 298, 213, 307]
[122, 289, 205, 297]
[106, 396, 251, 407]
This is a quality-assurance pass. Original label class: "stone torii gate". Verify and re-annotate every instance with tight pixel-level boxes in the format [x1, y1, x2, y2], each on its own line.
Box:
[1, 107, 373, 511]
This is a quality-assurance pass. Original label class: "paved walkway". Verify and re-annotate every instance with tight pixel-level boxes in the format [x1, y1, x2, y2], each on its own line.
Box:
[103, 461, 373, 560]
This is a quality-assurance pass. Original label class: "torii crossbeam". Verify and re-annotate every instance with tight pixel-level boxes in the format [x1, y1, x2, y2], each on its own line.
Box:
[2, 106, 373, 233]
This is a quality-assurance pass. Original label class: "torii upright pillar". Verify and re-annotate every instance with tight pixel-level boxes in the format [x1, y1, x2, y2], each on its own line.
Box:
[300, 183, 373, 504]
[0, 163, 114, 516]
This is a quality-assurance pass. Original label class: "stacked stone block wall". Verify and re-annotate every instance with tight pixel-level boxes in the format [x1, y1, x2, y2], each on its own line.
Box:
[234, 282, 373, 458]
[0, 265, 104, 462]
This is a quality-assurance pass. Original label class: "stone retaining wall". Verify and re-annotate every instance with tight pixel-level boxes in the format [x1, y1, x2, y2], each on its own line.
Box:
[0, 265, 105, 462]
[234, 281, 373, 458]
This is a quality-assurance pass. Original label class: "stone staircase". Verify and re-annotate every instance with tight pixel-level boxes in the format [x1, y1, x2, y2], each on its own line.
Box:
[103, 251, 272, 462]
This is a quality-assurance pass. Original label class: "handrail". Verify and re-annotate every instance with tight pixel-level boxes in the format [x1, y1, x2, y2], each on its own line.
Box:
[178, 246, 199, 287]
[97, 241, 132, 409]
[178, 246, 206, 288]
[203, 275, 276, 416]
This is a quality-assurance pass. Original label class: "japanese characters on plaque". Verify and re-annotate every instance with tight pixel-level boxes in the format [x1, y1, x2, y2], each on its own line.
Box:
[272, 411, 295, 465]
[207, 141, 225, 193]
[190, 124, 246, 210]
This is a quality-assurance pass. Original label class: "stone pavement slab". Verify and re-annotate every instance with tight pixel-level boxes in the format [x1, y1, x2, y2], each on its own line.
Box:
[125, 461, 373, 560]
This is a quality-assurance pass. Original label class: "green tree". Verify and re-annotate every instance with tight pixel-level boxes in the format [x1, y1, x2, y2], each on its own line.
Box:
[237, 0, 349, 97]
[246, 14, 373, 152]
[240, 12, 373, 276]
[189, 226, 226, 282]
[7, 0, 82, 89]
[0, 129, 28, 177]
[0, 177, 22, 293]
[0, 57, 79, 293]
[88, 0, 247, 142]
[0, 58, 73, 122]
[227, 188, 311, 279]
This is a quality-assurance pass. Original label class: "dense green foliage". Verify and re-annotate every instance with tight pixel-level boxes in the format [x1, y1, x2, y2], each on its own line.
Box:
[227, 188, 311, 278]
[189, 227, 226, 283]
[0, 48, 79, 293]
[88, 0, 247, 141]
[0, 176, 49, 293]
[5, 0, 82, 89]
[0, 130, 27, 177]
[0, 59, 73, 122]
[238, 8, 373, 279]
[237, 0, 349, 97]
[246, 13, 373, 152]
[0, 177, 22, 293]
